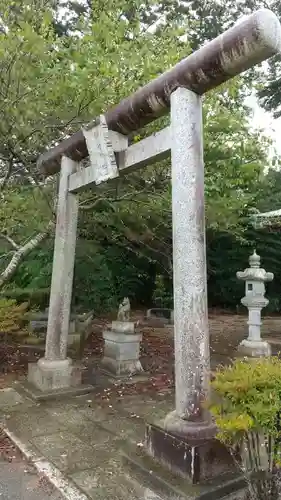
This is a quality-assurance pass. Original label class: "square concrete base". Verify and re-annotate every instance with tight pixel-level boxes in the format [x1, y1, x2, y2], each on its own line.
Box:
[145, 422, 237, 484]
[16, 379, 95, 401]
[101, 330, 143, 377]
[111, 321, 135, 333]
[27, 358, 94, 399]
[123, 449, 246, 499]
[101, 358, 143, 377]
[99, 366, 149, 382]
[28, 359, 82, 391]
[237, 339, 271, 358]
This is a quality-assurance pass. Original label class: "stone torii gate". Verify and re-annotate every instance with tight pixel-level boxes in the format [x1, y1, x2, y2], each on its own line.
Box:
[27, 8, 281, 480]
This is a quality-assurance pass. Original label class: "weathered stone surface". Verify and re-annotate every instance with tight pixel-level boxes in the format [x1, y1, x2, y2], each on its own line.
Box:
[101, 357, 143, 377]
[70, 465, 167, 500]
[30, 319, 76, 334]
[70, 468, 146, 500]
[0, 388, 24, 409]
[103, 330, 141, 345]
[101, 317, 143, 378]
[28, 358, 82, 392]
[0, 459, 64, 500]
[101, 415, 145, 444]
[25, 158, 87, 396]
[163, 410, 217, 445]
[237, 339, 271, 357]
[17, 380, 94, 401]
[169, 88, 210, 425]
[29, 321, 77, 346]
[101, 328, 143, 377]
[117, 297, 131, 322]
[3, 407, 68, 439]
[145, 422, 236, 484]
[237, 251, 273, 357]
[0, 388, 35, 416]
[124, 449, 246, 500]
[44, 157, 79, 362]
[29, 320, 47, 333]
[31, 431, 98, 473]
[29, 310, 93, 346]
[3, 381, 248, 499]
[147, 308, 172, 321]
[110, 321, 135, 334]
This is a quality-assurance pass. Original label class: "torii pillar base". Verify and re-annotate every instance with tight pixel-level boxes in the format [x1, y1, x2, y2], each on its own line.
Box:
[145, 418, 237, 485]
[24, 358, 94, 401]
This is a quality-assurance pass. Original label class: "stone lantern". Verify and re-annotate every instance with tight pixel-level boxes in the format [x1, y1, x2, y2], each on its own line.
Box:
[236, 250, 273, 357]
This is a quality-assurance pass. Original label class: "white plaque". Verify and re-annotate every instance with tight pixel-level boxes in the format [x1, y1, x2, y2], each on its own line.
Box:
[82, 115, 119, 185]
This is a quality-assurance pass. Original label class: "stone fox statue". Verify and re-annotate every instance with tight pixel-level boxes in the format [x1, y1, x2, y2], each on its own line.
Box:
[117, 297, 130, 322]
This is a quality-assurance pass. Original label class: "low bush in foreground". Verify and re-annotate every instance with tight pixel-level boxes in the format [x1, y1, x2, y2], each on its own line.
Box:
[210, 358, 281, 499]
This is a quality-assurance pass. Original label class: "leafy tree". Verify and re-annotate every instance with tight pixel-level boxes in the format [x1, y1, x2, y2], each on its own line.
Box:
[0, 0, 276, 301]
[77, 79, 271, 284]
[0, 0, 188, 184]
[0, 0, 188, 285]
[254, 169, 281, 213]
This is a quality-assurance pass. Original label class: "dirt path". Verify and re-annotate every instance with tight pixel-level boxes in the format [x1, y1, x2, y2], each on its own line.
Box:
[0, 312, 281, 392]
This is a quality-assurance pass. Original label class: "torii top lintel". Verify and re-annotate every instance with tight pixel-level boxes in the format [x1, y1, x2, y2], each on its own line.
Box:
[38, 8, 281, 177]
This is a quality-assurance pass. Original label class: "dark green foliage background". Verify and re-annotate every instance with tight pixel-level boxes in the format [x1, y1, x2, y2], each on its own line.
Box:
[207, 227, 281, 313]
[2, 226, 281, 314]
[0, 238, 156, 313]
[1, 0, 281, 316]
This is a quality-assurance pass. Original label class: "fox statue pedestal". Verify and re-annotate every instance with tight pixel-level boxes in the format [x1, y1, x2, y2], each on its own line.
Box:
[101, 298, 143, 377]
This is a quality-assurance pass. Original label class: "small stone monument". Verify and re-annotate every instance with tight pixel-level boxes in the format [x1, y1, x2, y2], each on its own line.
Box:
[117, 296, 130, 322]
[101, 297, 143, 376]
[237, 250, 273, 357]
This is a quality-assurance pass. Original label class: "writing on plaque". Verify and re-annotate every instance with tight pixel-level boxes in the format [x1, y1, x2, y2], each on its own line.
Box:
[82, 115, 118, 185]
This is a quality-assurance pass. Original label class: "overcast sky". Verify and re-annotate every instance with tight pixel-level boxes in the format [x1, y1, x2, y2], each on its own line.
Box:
[247, 94, 281, 158]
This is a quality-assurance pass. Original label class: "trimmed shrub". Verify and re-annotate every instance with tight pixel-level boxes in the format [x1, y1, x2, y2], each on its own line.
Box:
[0, 288, 50, 309]
[0, 298, 29, 336]
[210, 358, 281, 500]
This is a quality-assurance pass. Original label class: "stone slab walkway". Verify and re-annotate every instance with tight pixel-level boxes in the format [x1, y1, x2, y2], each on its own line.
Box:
[0, 459, 64, 500]
[0, 384, 242, 500]
[0, 386, 174, 499]
[3, 313, 278, 500]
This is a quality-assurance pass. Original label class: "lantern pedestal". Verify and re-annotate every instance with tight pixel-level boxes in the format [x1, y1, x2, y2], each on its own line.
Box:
[238, 339, 271, 358]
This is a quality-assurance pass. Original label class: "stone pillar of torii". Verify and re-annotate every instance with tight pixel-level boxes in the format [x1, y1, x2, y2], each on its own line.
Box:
[23, 9, 281, 483]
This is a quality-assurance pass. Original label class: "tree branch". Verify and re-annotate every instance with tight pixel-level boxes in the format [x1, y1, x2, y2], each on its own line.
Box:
[0, 220, 54, 289]
[0, 233, 19, 250]
[0, 159, 13, 191]
[79, 188, 148, 211]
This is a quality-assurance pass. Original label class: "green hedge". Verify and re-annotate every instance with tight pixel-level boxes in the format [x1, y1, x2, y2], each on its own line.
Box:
[3, 239, 155, 312]
[149, 226, 281, 313]
[0, 287, 50, 309]
[3, 226, 281, 313]
[207, 227, 281, 313]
